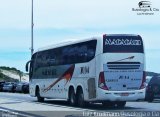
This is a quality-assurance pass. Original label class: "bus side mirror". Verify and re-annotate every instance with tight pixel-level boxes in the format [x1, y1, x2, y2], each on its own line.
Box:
[26, 60, 31, 72]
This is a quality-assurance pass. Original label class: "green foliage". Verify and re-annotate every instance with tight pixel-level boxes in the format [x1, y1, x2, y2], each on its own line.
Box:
[0, 71, 3, 78]
[0, 66, 23, 82]
[0, 72, 18, 82]
[0, 66, 23, 74]
[0, 66, 18, 71]
[146, 71, 160, 76]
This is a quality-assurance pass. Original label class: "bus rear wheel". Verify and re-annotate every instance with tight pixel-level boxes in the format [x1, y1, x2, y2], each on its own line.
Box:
[102, 101, 115, 108]
[36, 87, 44, 102]
[148, 95, 154, 102]
[116, 101, 126, 108]
[69, 89, 76, 106]
[77, 89, 85, 107]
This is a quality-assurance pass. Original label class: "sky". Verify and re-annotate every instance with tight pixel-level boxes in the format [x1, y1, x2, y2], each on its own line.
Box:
[0, 0, 160, 73]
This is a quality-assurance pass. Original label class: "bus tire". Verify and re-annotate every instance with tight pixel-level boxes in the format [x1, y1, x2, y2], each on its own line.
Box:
[69, 89, 76, 106]
[148, 95, 154, 102]
[77, 89, 85, 107]
[102, 101, 115, 108]
[36, 87, 44, 102]
[116, 101, 126, 108]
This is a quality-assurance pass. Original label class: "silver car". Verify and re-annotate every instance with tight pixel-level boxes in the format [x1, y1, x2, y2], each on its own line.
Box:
[2, 82, 15, 92]
[16, 82, 28, 93]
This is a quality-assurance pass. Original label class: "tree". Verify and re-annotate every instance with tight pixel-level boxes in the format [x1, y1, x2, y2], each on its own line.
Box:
[17, 70, 23, 82]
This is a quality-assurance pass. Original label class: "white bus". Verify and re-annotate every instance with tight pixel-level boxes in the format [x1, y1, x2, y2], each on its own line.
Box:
[26, 34, 146, 107]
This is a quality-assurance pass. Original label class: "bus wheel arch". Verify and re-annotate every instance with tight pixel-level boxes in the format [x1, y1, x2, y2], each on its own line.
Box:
[35, 85, 44, 102]
[68, 86, 76, 106]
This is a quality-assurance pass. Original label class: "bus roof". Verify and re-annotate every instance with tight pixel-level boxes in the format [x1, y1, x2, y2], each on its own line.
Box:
[105, 34, 139, 36]
[34, 34, 140, 54]
[35, 37, 100, 53]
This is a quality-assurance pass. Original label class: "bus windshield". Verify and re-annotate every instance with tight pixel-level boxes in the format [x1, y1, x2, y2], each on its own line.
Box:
[103, 35, 144, 53]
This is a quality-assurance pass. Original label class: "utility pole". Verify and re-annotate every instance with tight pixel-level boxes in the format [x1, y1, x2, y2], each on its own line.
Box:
[31, 0, 34, 56]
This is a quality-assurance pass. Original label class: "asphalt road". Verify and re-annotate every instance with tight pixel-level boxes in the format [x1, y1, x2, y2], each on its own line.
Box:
[0, 92, 160, 117]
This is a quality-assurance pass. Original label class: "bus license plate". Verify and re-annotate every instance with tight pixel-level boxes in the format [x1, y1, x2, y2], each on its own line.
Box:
[121, 93, 129, 96]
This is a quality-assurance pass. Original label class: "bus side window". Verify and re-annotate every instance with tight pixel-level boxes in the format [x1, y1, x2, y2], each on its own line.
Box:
[78, 45, 87, 63]
[62, 47, 71, 64]
[87, 40, 96, 61]
[34, 53, 41, 71]
[48, 54, 56, 66]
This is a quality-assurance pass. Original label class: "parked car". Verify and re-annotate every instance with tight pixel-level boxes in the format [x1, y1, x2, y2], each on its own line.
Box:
[0, 81, 5, 92]
[22, 83, 29, 93]
[12, 82, 18, 93]
[145, 76, 160, 102]
[16, 82, 29, 93]
[146, 76, 152, 86]
[2, 82, 16, 92]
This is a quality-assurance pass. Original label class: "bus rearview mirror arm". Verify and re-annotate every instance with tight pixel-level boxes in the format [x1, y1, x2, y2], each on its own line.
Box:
[26, 60, 31, 72]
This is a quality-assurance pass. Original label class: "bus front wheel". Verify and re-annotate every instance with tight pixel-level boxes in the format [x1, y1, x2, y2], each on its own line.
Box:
[36, 87, 44, 102]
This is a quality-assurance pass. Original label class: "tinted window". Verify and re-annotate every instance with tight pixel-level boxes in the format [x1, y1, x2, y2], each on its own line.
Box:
[31, 53, 37, 69]
[34, 51, 48, 70]
[103, 35, 144, 53]
[33, 40, 97, 78]
[60, 40, 97, 64]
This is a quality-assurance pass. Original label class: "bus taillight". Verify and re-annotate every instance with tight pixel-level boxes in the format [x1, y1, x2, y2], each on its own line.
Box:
[98, 72, 108, 90]
[140, 71, 146, 89]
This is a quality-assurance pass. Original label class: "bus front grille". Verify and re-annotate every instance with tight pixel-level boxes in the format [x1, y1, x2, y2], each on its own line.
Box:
[107, 62, 140, 70]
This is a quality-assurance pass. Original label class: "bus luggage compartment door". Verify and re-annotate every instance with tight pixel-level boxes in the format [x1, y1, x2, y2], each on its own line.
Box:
[88, 78, 96, 99]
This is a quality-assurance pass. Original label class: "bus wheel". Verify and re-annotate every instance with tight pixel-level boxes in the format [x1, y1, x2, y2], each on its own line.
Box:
[148, 94, 154, 102]
[116, 101, 126, 108]
[36, 87, 44, 102]
[102, 101, 115, 108]
[69, 89, 76, 106]
[77, 89, 85, 107]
